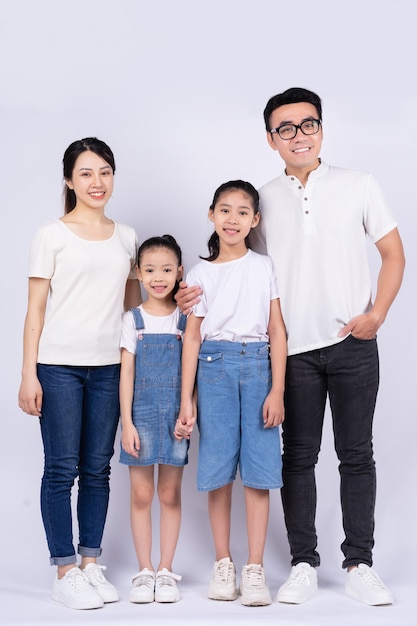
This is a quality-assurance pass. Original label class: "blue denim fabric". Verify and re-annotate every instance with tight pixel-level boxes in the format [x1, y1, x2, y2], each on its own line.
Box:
[37, 364, 120, 566]
[196, 340, 282, 492]
[119, 308, 189, 467]
[281, 335, 379, 569]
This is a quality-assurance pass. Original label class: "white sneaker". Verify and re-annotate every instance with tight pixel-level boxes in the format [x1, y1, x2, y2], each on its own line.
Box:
[51, 566, 104, 610]
[129, 568, 155, 603]
[277, 562, 318, 604]
[82, 563, 119, 603]
[346, 564, 393, 606]
[155, 568, 181, 603]
[240, 564, 272, 606]
[208, 557, 238, 601]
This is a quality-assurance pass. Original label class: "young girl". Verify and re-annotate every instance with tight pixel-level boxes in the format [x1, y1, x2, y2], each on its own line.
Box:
[175, 180, 287, 607]
[119, 235, 189, 604]
[18, 138, 141, 610]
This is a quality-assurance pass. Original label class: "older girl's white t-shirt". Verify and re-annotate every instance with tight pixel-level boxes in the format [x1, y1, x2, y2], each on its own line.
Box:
[186, 249, 279, 343]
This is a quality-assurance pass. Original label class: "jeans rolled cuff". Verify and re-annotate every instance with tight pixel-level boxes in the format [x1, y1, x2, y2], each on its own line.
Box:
[49, 554, 77, 567]
[78, 545, 102, 558]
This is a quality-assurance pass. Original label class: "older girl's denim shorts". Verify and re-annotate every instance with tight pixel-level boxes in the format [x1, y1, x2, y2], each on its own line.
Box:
[196, 340, 282, 491]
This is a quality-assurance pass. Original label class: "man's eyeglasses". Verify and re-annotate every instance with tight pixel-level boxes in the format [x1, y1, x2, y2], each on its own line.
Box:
[270, 119, 321, 141]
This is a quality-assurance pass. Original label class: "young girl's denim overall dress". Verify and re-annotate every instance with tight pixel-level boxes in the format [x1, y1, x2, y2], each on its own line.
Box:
[119, 308, 189, 466]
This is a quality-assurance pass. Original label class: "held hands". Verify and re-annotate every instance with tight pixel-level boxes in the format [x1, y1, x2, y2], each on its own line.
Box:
[174, 402, 196, 440]
[338, 310, 383, 340]
[122, 423, 140, 458]
[263, 390, 285, 428]
[18, 375, 43, 417]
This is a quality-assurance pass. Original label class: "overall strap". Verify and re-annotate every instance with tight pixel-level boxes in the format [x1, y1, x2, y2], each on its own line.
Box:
[130, 307, 145, 330]
[177, 312, 187, 333]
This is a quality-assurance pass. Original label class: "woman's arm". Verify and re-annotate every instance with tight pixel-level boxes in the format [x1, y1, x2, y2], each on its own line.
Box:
[124, 278, 142, 311]
[119, 348, 140, 457]
[18, 277, 50, 416]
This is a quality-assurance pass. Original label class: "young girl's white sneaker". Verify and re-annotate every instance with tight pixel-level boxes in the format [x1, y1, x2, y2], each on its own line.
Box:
[155, 568, 181, 602]
[51, 566, 104, 610]
[129, 568, 155, 603]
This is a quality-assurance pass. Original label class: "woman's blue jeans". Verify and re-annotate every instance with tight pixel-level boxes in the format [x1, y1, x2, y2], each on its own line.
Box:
[37, 364, 120, 566]
[281, 335, 379, 569]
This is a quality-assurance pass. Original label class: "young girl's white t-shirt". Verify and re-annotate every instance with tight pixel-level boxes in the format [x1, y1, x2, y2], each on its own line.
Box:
[29, 219, 137, 365]
[186, 249, 279, 343]
[121, 305, 183, 355]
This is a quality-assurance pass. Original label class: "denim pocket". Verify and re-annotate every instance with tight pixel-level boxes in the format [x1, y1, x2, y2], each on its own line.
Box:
[142, 343, 175, 367]
[197, 351, 225, 384]
[256, 345, 272, 383]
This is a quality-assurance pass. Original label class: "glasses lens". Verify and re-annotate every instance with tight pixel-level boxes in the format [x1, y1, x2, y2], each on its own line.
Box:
[300, 119, 320, 135]
[278, 125, 296, 140]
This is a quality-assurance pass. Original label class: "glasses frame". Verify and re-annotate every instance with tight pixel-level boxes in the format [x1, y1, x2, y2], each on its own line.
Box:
[270, 118, 321, 141]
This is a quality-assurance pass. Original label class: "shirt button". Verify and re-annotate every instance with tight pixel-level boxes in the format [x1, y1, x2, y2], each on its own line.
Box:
[242, 341, 247, 346]
[240, 350, 246, 355]
[207, 356, 212, 362]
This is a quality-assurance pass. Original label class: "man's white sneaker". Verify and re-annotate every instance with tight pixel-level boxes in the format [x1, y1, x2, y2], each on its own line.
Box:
[277, 562, 318, 604]
[155, 568, 181, 603]
[82, 563, 119, 603]
[346, 564, 393, 606]
[208, 557, 238, 601]
[51, 566, 104, 610]
[129, 568, 155, 603]
[240, 564, 272, 606]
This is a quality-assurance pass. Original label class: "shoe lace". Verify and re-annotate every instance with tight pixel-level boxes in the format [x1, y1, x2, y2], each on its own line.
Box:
[86, 564, 107, 585]
[244, 565, 264, 588]
[215, 560, 234, 583]
[289, 564, 313, 587]
[357, 567, 385, 589]
[133, 572, 154, 589]
[156, 571, 181, 588]
[66, 568, 91, 591]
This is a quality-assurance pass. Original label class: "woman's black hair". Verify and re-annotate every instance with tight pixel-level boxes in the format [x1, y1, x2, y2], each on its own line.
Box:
[62, 137, 115, 214]
[201, 180, 259, 262]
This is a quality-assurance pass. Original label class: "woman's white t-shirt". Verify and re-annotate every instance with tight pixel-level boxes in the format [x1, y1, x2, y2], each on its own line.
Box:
[29, 219, 137, 365]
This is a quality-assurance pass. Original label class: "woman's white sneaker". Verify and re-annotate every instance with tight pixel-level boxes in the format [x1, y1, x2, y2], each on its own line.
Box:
[82, 563, 119, 603]
[51, 566, 104, 610]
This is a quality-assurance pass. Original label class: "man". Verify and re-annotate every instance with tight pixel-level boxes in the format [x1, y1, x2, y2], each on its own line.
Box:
[177, 87, 405, 606]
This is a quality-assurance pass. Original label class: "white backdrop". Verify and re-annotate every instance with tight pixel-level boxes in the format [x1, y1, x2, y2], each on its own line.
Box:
[1, 1, 415, 625]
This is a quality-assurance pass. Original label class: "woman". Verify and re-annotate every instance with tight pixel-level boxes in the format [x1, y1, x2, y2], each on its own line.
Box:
[18, 137, 141, 610]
